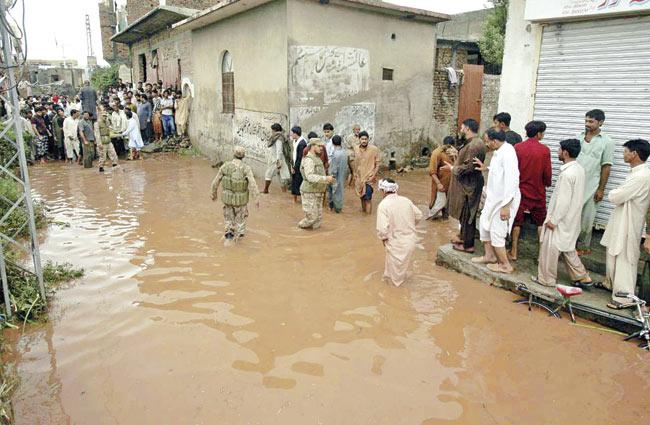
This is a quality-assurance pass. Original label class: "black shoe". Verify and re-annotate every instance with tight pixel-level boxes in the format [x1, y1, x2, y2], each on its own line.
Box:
[99, 167, 104, 172]
[225, 232, 234, 240]
[112, 163, 118, 167]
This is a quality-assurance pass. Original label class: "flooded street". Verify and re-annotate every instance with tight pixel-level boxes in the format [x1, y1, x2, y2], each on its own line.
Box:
[3, 156, 649, 424]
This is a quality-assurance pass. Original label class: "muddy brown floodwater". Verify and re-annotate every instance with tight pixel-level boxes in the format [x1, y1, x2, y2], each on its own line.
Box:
[2, 155, 649, 424]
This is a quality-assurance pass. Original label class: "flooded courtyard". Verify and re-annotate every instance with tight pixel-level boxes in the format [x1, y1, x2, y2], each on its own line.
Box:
[3, 156, 649, 424]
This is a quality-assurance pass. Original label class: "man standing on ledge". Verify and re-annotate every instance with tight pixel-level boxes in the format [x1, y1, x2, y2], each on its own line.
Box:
[509, 121, 552, 261]
[534, 139, 592, 287]
[601, 139, 650, 309]
[352, 131, 380, 215]
[471, 129, 520, 274]
[299, 138, 335, 230]
[576, 109, 615, 255]
[444, 118, 486, 253]
[211, 146, 260, 241]
[376, 178, 423, 287]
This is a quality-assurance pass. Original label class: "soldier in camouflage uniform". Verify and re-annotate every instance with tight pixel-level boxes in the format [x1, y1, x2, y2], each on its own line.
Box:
[95, 104, 119, 172]
[299, 138, 335, 229]
[211, 146, 260, 240]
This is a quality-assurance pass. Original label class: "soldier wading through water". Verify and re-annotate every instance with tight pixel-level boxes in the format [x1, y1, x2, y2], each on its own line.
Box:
[211, 146, 260, 241]
[298, 138, 335, 229]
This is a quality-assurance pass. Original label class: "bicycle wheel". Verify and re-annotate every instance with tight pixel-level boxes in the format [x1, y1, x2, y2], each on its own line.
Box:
[514, 299, 561, 318]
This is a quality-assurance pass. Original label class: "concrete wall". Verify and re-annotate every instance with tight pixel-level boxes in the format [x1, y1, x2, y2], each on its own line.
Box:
[189, 0, 288, 172]
[286, 0, 437, 164]
[497, 0, 543, 136]
[131, 29, 192, 89]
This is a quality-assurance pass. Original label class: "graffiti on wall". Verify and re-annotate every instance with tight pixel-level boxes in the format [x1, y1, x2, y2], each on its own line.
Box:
[334, 103, 376, 137]
[289, 46, 370, 105]
[233, 110, 286, 162]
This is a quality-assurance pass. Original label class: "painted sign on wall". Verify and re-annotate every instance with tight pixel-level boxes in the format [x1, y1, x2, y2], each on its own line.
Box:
[525, 0, 650, 21]
[289, 46, 370, 105]
[233, 109, 287, 162]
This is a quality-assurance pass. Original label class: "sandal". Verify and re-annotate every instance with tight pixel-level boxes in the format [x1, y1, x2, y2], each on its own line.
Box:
[487, 263, 513, 274]
[572, 279, 593, 288]
[607, 300, 635, 310]
[471, 256, 496, 264]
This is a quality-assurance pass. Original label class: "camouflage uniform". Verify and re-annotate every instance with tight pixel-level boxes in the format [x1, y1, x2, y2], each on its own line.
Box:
[96, 114, 118, 168]
[211, 154, 259, 239]
[299, 151, 329, 229]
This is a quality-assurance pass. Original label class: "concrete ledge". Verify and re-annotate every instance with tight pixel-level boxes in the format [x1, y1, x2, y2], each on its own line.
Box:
[436, 243, 640, 334]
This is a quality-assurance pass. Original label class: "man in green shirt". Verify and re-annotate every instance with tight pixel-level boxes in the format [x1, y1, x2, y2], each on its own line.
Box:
[576, 109, 615, 254]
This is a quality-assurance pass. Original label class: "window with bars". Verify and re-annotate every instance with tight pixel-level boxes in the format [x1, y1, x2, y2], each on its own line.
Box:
[382, 68, 394, 81]
[222, 72, 235, 114]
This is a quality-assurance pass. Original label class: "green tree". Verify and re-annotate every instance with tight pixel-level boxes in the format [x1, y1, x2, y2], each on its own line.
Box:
[90, 64, 119, 92]
[478, 0, 508, 67]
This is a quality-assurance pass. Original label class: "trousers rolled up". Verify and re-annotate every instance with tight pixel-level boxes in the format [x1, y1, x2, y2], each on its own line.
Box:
[299, 192, 324, 229]
[64, 136, 80, 160]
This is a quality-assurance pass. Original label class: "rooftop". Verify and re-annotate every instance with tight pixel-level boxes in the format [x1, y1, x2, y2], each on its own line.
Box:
[111, 5, 198, 45]
[174, 0, 449, 32]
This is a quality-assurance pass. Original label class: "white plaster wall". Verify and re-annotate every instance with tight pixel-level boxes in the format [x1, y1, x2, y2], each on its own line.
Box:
[287, 0, 437, 163]
[497, 0, 543, 136]
[189, 0, 288, 173]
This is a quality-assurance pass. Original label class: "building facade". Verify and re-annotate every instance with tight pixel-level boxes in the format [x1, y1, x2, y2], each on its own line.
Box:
[99, 0, 130, 64]
[176, 0, 448, 172]
[498, 0, 650, 228]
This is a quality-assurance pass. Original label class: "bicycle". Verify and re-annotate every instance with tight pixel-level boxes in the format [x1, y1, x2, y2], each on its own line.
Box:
[514, 282, 583, 322]
[615, 291, 650, 351]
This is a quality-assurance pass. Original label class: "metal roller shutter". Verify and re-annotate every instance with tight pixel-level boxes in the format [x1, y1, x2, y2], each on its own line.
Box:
[533, 15, 650, 229]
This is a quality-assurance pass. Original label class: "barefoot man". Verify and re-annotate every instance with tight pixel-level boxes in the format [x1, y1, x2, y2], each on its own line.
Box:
[376, 178, 423, 286]
[472, 129, 520, 274]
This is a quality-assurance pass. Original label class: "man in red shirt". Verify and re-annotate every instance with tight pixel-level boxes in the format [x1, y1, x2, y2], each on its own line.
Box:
[509, 121, 552, 260]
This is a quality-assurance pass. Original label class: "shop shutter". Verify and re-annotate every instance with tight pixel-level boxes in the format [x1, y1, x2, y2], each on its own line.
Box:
[533, 15, 650, 228]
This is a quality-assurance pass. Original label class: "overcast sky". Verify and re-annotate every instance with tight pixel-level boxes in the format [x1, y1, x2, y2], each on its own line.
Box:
[13, 0, 488, 68]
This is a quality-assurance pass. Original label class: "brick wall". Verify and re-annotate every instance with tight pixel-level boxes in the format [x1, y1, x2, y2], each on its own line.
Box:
[435, 46, 469, 69]
[131, 29, 192, 89]
[99, 0, 129, 64]
[480, 74, 501, 133]
[431, 53, 501, 144]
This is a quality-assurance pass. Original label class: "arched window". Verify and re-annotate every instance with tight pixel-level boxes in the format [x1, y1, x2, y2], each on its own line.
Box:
[222, 51, 234, 114]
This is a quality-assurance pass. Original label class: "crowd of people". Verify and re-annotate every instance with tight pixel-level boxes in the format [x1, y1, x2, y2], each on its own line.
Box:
[16, 78, 190, 171]
[213, 110, 650, 309]
[431, 111, 650, 310]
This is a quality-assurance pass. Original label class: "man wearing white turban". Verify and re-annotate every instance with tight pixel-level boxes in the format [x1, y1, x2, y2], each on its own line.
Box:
[376, 178, 423, 286]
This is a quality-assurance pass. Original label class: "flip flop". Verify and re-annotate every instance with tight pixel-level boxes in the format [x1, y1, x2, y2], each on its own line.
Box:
[487, 263, 513, 274]
[572, 279, 594, 288]
[471, 256, 496, 264]
[607, 300, 636, 310]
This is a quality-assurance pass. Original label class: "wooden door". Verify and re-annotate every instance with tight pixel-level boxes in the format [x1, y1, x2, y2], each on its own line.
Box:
[457, 64, 484, 129]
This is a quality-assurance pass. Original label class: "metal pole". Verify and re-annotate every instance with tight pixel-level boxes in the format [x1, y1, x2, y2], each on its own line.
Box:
[0, 248, 10, 318]
[0, 0, 46, 302]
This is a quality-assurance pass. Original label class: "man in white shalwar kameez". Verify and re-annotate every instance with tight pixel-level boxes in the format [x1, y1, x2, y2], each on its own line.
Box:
[600, 139, 650, 309]
[376, 178, 423, 287]
[471, 129, 520, 274]
[535, 139, 592, 287]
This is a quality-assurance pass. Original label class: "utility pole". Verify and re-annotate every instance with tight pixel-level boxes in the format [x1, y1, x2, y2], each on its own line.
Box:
[0, 0, 46, 318]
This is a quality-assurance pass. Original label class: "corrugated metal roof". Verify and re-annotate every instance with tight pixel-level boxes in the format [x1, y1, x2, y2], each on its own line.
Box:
[111, 6, 198, 45]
